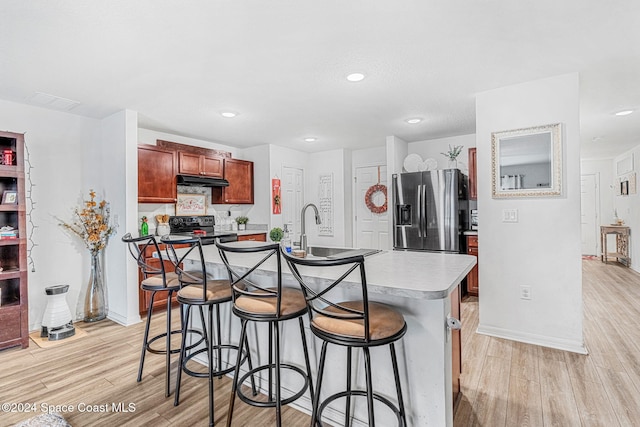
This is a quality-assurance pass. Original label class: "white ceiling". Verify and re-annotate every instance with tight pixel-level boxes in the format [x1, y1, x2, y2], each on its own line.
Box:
[1, 1, 639, 159]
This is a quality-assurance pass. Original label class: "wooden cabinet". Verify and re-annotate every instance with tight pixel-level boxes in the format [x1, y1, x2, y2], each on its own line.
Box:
[178, 152, 223, 178]
[0, 131, 28, 350]
[468, 147, 477, 200]
[600, 225, 631, 266]
[212, 158, 254, 204]
[466, 235, 478, 296]
[138, 145, 177, 203]
[137, 243, 188, 314]
[237, 233, 266, 242]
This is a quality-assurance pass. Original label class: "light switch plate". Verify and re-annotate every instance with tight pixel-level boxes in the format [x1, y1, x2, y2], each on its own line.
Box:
[502, 209, 518, 223]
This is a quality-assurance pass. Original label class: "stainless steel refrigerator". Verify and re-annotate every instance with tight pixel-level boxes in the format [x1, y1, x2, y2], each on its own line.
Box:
[393, 169, 467, 253]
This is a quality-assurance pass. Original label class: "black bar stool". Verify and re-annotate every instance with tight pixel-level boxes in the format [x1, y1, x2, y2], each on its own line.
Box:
[283, 250, 408, 427]
[122, 233, 204, 398]
[162, 234, 253, 427]
[215, 239, 314, 427]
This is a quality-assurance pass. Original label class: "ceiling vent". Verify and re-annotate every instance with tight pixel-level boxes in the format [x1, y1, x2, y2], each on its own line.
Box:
[28, 92, 80, 111]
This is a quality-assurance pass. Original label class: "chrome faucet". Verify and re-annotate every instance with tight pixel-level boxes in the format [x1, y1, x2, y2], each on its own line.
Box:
[300, 203, 321, 252]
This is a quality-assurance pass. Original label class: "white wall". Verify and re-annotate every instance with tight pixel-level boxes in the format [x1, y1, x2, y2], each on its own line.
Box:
[408, 133, 476, 176]
[101, 110, 140, 325]
[476, 73, 585, 353]
[612, 146, 640, 273]
[0, 99, 101, 330]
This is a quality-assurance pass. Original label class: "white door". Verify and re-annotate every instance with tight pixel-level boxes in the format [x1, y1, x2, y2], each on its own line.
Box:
[580, 173, 599, 255]
[282, 166, 304, 243]
[355, 165, 389, 250]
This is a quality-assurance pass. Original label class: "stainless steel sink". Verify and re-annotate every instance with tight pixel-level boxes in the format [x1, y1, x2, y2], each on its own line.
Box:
[306, 246, 381, 259]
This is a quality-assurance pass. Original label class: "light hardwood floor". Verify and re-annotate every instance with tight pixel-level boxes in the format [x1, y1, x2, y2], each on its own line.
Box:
[454, 259, 640, 427]
[1, 259, 638, 426]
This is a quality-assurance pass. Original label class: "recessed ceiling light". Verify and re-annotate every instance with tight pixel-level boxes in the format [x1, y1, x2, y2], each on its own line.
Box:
[405, 117, 423, 124]
[346, 73, 365, 82]
[304, 137, 317, 143]
[615, 110, 634, 116]
[221, 111, 238, 118]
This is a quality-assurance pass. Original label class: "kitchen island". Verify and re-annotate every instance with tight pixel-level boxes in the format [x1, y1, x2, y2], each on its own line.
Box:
[180, 243, 476, 426]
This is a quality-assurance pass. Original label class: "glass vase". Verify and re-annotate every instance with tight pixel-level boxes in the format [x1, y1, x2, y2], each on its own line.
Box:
[448, 159, 458, 169]
[84, 252, 107, 322]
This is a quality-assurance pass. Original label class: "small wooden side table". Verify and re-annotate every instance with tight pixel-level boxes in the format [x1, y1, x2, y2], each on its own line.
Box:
[600, 225, 630, 267]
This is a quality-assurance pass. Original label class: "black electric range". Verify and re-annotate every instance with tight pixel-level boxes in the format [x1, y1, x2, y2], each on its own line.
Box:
[168, 215, 237, 245]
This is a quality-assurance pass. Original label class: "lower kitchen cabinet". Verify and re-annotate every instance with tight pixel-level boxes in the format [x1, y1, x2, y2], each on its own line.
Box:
[466, 235, 478, 296]
[237, 233, 266, 242]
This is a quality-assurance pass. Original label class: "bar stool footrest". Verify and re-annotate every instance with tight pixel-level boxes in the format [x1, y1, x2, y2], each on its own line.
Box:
[146, 328, 205, 355]
[317, 390, 404, 426]
[182, 344, 247, 379]
[237, 363, 309, 407]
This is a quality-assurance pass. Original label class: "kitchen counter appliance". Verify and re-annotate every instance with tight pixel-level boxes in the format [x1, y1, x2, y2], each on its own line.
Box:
[393, 169, 468, 253]
[168, 215, 237, 244]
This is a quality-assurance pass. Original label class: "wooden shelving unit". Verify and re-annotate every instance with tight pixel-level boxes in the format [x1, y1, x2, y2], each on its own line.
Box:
[0, 131, 28, 350]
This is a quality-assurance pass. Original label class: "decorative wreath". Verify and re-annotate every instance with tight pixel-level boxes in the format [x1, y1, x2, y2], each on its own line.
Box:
[365, 183, 388, 214]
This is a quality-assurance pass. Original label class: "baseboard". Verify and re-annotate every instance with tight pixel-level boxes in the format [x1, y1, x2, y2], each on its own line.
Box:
[476, 323, 588, 354]
[107, 311, 141, 326]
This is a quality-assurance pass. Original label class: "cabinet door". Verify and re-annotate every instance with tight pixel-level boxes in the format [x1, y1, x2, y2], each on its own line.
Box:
[212, 159, 254, 204]
[138, 145, 177, 203]
[467, 243, 479, 296]
[178, 152, 202, 175]
[201, 156, 224, 177]
[238, 233, 266, 242]
[468, 148, 477, 200]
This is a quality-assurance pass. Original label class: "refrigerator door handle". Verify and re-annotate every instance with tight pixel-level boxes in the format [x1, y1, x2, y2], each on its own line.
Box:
[417, 184, 422, 237]
[421, 183, 427, 237]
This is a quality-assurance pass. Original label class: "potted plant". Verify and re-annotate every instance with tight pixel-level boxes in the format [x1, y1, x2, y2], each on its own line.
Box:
[269, 227, 284, 242]
[441, 144, 463, 169]
[235, 216, 249, 231]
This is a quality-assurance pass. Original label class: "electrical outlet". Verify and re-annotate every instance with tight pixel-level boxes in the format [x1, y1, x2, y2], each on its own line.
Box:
[520, 285, 531, 300]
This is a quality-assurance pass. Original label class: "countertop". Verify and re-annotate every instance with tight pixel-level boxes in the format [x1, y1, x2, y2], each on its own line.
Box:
[189, 243, 476, 300]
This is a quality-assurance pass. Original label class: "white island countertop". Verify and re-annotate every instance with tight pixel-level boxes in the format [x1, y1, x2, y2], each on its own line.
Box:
[195, 243, 476, 300]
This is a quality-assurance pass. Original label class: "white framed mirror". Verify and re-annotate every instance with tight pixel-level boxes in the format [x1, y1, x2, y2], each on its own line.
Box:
[491, 123, 562, 198]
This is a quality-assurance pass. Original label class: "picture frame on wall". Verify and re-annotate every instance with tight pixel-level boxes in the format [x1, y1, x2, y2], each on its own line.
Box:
[1, 190, 17, 204]
[176, 193, 206, 216]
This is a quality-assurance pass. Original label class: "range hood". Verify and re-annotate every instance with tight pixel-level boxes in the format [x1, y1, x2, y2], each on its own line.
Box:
[177, 174, 229, 187]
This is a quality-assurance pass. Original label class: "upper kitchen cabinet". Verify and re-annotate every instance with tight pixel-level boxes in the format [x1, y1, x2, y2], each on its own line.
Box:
[212, 158, 254, 204]
[138, 145, 177, 203]
[468, 147, 477, 200]
[178, 152, 223, 178]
